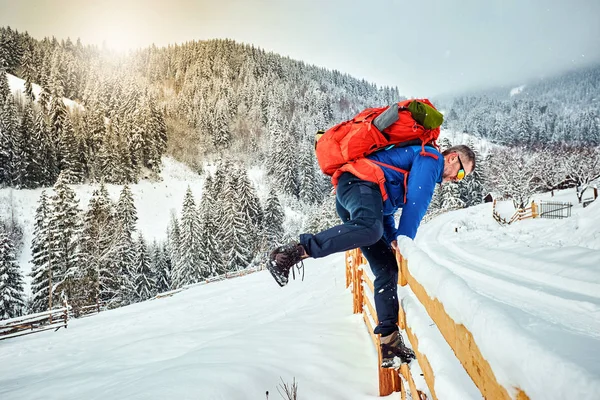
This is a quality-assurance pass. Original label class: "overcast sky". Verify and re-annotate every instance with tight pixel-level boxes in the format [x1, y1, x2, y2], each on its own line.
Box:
[1, 0, 599, 96]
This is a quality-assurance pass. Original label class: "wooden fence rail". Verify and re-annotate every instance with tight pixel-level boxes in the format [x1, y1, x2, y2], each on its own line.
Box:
[493, 199, 538, 225]
[346, 249, 424, 399]
[0, 307, 68, 341]
[346, 247, 531, 399]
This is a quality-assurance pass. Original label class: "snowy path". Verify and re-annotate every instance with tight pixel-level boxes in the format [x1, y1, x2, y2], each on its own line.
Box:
[416, 199, 600, 381]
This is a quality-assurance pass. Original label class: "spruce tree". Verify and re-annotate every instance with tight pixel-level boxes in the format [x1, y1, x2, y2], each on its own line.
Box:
[134, 233, 155, 301]
[0, 69, 9, 103]
[237, 167, 263, 253]
[167, 211, 180, 273]
[298, 144, 321, 204]
[0, 96, 18, 185]
[33, 110, 58, 186]
[30, 190, 52, 313]
[464, 140, 485, 207]
[47, 172, 81, 305]
[173, 187, 204, 287]
[21, 44, 36, 102]
[0, 233, 25, 319]
[263, 188, 285, 249]
[79, 186, 118, 307]
[58, 114, 85, 183]
[199, 175, 225, 276]
[152, 242, 170, 293]
[213, 98, 231, 150]
[11, 101, 29, 188]
[442, 182, 466, 210]
[115, 184, 137, 305]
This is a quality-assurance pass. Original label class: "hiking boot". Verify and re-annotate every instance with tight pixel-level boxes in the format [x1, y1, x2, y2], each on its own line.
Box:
[268, 242, 308, 287]
[380, 330, 416, 368]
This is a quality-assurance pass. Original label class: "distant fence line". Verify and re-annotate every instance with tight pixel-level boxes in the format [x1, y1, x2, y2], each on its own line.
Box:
[538, 201, 572, 219]
[492, 198, 575, 225]
[0, 264, 266, 341]
[0, 307, 68, 341]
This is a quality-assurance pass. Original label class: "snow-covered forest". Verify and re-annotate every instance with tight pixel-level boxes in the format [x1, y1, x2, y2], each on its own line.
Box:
[0, 25, 599, 319]
[441, 66, 600, 145]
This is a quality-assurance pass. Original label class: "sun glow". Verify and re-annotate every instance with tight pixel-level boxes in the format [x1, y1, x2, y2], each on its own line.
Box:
[82, 8, 151, 53]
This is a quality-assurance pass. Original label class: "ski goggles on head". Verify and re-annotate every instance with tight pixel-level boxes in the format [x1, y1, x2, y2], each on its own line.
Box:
[456, 155, 466, 181]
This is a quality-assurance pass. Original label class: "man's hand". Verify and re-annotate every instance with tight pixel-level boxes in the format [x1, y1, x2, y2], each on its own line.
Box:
[391, 240, 398, 252]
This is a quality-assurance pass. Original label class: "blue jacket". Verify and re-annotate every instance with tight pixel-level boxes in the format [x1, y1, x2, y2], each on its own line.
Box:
[367, 145, 444, 241]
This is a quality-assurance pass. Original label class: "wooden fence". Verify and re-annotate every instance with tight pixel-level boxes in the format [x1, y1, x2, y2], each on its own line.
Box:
[0, 307, 68, 341]
[346, 248, 530, 399]
[69, 300, 106, 319]
[492, 199, 538, 225]
[346, 249, 425, 399]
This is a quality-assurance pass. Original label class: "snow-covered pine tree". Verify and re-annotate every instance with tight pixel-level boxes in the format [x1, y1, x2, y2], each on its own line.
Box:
[0, 232, 25, 319]
[298, 142, 321, 204]
[49, 83, 67, 150]
[199, 175, 225, 276]
[273, 131, 299, 198]
[11, 101, 31, 188]
[38, 85, 51, 118]
[442, 181, 465, 210]
[225, 206, 253, 271]
[32, 110, 59, 186]
[78, 185, 118, 308]
[226, 168, 254, 271]
[134, 233, 155, 301]
[213, 97, 231, 150]
[81, 108, 105, 182]
[0, 95, 18, 185]
[47, 171, 81, 305]
[236, 167, 263, 254]
[166, 211, 181, 276]
[463, 139, 485, 207]
[19, 104, 44, 188]
[21, 43, 36, 102]
[58, 114, 85, 183]
[29, 190, 52, 313]
[303, 192, 340, 234]
[173, 187, 204, 287]
[263, 187, 285, 249]
[115, 184, 137, 305]
[142, 95, 166, 173]
[152, 241, 170, 294]
[0, 69, 9, 102]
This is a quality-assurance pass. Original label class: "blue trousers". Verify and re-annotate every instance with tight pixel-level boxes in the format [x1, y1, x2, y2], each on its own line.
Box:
[299, 173, 399, 336]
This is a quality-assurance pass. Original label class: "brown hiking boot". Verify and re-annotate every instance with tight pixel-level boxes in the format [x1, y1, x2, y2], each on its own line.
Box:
[267, 242, 308, 287]
[380, 330, 416, 368]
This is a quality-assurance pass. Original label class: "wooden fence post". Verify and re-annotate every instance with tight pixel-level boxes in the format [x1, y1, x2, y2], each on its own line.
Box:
[531, 200, 538, 218]
[355, 267, 364, 314]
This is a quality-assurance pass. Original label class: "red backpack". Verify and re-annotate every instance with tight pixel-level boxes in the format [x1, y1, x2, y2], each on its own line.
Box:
[315, 98, 443, 201]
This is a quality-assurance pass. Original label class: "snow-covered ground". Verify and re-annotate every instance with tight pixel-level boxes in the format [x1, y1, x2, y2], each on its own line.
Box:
[1, 185, 598, 399]
[0, 256, 385, 400]
[510, 85, 526, 96]
[408, 190, 600, 399]
[6, 72, 84, 112]
[2, 70, 599, 396]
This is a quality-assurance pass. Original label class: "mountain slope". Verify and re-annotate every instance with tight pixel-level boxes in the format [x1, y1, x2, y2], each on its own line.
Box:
[0, 256, 382, 399]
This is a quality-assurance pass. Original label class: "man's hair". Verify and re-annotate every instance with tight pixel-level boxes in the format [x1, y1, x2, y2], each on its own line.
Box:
[442, 145, 476, 171]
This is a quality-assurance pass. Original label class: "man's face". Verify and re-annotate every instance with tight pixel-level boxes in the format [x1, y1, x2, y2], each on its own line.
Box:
[442, 152, 473, 183]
